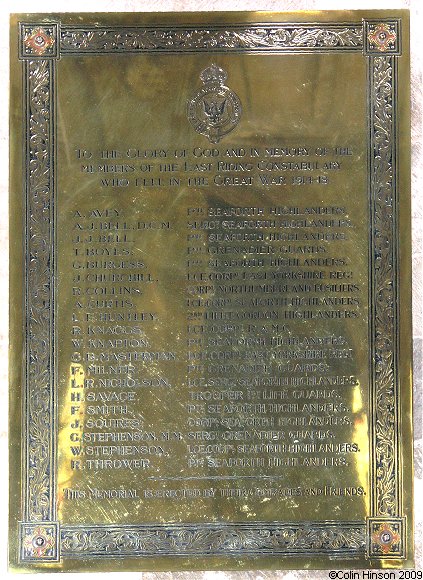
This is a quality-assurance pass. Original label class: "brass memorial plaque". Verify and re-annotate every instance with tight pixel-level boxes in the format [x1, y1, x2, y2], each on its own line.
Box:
[9, 10, 413, 572]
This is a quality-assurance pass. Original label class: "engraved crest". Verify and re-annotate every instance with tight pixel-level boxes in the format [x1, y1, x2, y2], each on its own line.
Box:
[187, 64, 241, 143]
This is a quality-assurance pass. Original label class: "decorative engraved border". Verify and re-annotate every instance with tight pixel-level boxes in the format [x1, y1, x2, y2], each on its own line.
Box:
[18, 19, 404, 563]
[61, 522, 365, 558]
[59, 23, 363, 54]
[22, 56, 57, 521]
[368, 54, 401, 520]
[20, 54, 58, 561]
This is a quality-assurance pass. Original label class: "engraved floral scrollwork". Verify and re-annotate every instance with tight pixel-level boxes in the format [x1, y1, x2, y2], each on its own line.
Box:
[61, 524, 365, 556]
[59, 25, 363, 53]
[25, 59, 55, 523]
[370, 55, 398, 518]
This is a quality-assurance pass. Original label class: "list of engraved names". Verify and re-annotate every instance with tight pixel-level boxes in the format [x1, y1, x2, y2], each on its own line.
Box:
[58, 144, 368, 519]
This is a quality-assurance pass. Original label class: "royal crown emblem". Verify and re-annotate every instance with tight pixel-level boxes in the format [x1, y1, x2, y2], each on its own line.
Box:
[187, 64, 241, 144]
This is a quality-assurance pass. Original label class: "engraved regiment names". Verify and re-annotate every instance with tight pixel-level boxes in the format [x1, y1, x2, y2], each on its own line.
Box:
[59, 143, 368, 513]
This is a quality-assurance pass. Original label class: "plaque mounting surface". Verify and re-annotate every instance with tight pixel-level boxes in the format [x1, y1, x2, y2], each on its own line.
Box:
[9, 10, 413, 572]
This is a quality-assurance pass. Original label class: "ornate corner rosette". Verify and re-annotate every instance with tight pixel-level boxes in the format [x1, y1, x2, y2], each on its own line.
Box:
[364, 20, 401, 55]
[367, 518, 406, 559]
[19, 23, 59, 59]
[17, 17, 405, 564]
[20, 523, 60, 562]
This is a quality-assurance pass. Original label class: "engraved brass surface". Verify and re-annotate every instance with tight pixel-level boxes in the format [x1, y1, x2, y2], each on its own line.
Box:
[9, 10, 413, 572]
